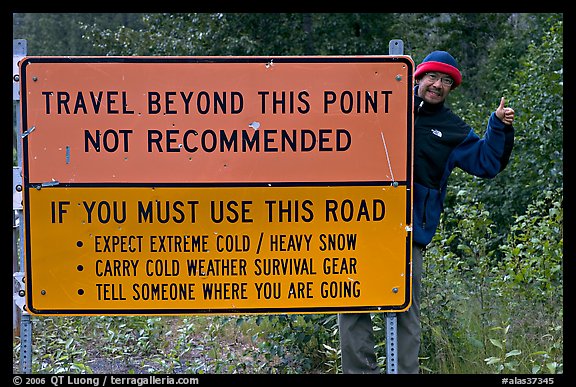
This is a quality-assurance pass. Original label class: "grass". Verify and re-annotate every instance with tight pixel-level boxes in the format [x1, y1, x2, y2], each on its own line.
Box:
[13, 300, 562, 375]
[13, 314, 334, 374]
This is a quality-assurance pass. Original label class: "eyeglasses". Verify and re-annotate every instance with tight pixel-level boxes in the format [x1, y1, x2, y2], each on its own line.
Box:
[424, 72, 454, 87]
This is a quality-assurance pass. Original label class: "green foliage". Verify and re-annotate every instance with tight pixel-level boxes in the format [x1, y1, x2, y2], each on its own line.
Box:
[508, 16, 563, 195]
[14, 314, 335, 374]
[497, 188, 563, 310]
[13, 13, 144, 55]
[452, 15, 563, 235]
[22, 316, 173, 373]
[77, 13, 401, 57]
[484, 324, 523, 373]
[420, 198, 497, 373]
[419, 187, 562, 374]
[249, 314, 336, 373]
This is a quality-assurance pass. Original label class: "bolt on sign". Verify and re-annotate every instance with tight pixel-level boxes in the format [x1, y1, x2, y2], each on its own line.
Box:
[19, 56, 414, 316]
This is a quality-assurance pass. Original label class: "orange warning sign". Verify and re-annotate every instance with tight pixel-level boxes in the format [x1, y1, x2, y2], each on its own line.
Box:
[19, 56, 414, 315]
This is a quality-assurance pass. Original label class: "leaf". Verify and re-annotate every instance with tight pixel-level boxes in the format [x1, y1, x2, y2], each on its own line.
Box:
[505, 349, 522, 358]
[490, 338, 504, 350]
[504, 361, 518, 371]
[485, 356, 502, 365]
[530, 350, 548, 356]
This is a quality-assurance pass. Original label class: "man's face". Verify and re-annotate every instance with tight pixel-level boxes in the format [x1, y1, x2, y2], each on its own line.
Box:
[417, 72, 453, 104]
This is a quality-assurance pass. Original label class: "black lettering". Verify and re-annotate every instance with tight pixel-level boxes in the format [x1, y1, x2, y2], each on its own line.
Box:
[148, 92, 161, 114]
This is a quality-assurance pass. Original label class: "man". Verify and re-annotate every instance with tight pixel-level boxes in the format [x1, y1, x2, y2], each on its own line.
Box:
[338, 50, 515, 374]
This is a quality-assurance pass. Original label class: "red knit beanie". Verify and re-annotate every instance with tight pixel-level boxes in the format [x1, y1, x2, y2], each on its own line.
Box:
[414, 50, 462, 89]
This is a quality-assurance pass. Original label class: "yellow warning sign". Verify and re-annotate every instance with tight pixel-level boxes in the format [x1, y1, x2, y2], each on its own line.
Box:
[26, 185, 409, 313]
[19, 56, 414, 315]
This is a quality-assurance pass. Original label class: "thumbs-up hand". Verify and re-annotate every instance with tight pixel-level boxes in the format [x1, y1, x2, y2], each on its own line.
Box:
[496, 97, 515, 126]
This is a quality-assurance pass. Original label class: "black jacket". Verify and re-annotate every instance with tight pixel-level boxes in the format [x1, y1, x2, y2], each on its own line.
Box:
[412, 85, 514, 246]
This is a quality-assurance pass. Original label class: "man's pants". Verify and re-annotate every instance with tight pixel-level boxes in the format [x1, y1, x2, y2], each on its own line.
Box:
[338, 244, 423, 374]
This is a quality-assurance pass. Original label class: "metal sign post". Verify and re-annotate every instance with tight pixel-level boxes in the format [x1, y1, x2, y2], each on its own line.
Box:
[13, 38, 32, 374]
[385, 39, 405, 375]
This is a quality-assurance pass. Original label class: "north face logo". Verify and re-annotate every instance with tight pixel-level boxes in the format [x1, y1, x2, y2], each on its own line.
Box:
[431, 129, 443, 137]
